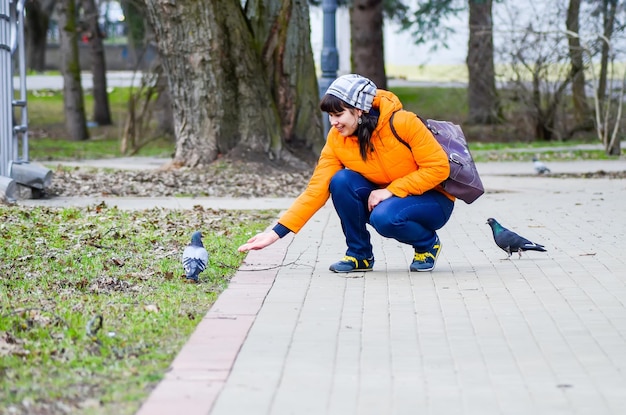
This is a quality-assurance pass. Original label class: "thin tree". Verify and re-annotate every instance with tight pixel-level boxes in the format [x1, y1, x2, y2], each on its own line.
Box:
[82, 0, 112, 125]
[566, 0, 592, 130]
[596, 0, 622, 155]
[466, 0, 500, 124]
[401, 0, 500, 125]
[350, 0, 387, 89]
[25, 0, 56, 72]
[597, 0, 618, 104]
[57, 0, 89, 141]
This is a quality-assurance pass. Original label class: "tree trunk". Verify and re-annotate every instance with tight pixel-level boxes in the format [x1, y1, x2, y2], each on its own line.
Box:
[246, 0, 324, 158]
[349, 0, 387, 89]
[596, 0, 620, 156]
[144, 0, 280, 166]
[57, 0, 89, 141]
[466, 0, 500, 124]
[82, 0, 112, 125]
[598, 0, 617, 103]
[566, 0, 591, 128]
[25, 0, 53, 72]
[144, 0, 323, 168]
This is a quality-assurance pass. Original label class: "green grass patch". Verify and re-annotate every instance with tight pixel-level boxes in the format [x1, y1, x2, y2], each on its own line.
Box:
[469, 140, 599, 151]
[0, 205, 276, 415]
[28, 136, 173, 161]
[26, 87, 174, 160]
[387, 64, 469, 84]
[390, 86, 468, 122]
[471, 148, 625, 163]
[27, 87, 133, 125]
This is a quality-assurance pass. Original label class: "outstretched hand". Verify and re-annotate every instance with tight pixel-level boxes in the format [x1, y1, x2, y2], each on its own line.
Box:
[237, 231, 280, 252]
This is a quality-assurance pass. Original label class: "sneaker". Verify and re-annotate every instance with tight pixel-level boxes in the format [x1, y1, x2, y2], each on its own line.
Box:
[329, 256, 375, 273]
[410, 236, 442, 272]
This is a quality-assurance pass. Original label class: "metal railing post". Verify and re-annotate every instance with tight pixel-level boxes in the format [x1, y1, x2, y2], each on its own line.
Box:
[0, 0, 13, 178]
[319, 0, 338, 136]
[13, 0, 27, 162]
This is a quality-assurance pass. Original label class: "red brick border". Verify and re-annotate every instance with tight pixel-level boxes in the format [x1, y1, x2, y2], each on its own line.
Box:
[135, 234, 293, 415]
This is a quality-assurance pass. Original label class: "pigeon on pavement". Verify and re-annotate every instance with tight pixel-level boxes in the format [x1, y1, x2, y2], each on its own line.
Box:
[486, 218, 547, 259]
[182, 231, 209, 282]
[532, 156, 551, 174]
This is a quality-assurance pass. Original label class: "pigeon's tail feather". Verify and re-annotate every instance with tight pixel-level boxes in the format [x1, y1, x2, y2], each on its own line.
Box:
[185, 264, 198, 279]
[183, 258, 206, 279]
[522, 243, 547, 252]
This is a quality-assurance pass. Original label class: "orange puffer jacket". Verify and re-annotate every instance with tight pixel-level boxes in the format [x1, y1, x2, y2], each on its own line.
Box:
[278, 89, 453, 234]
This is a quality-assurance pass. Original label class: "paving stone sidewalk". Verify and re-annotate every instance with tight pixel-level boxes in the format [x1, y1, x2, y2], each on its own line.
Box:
[126, 160, 626, 415]
[21, 159, 626, 415]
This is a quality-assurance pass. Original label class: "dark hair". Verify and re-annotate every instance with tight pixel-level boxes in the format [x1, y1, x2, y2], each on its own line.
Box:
[320, 94, 379, 161]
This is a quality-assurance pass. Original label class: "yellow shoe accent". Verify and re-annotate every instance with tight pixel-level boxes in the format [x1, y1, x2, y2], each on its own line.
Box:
[411, 237, 441, 272]
[329, 256, 375, 273]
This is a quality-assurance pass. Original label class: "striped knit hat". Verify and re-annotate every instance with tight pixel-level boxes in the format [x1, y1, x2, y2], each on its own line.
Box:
[325, 74, 377, 112]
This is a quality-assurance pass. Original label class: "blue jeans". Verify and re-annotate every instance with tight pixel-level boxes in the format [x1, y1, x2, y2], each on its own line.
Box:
[329, 169, 454, 260]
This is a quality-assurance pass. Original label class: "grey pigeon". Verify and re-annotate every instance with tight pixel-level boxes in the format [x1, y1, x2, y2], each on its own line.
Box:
[532, 156, 551, 174]
[182, 231, 209, 282]
[486, 218, 547, 259]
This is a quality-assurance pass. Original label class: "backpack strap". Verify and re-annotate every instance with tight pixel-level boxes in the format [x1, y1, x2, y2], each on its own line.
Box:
[389, 111, 411, 150]
[389, 110, 432, 151]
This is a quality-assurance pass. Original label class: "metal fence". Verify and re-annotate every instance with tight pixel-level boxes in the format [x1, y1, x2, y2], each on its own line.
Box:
[1, 0, 28, 172]
[1, 0, 51, 201]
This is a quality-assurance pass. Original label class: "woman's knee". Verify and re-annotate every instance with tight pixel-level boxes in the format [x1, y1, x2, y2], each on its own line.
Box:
[369, 206, 395, 236]
[329, 169, 359, 193]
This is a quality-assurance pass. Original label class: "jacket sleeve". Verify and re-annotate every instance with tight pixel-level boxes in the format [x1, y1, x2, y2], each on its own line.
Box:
[386, 111, 450, 197]
[276, 141, 343, 234]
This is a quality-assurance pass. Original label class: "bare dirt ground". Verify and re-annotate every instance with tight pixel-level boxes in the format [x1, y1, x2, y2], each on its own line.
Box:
[47, 159, 313, 198]
[45, 157, 626, 199]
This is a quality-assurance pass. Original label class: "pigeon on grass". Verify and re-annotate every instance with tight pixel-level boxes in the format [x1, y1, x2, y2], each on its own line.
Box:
[532, 156, 551, 175]
[486, 218, 547, 259]
[182, 231, 209, 283]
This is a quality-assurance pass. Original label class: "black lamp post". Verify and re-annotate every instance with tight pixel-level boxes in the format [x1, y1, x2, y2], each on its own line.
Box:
[318, 0, 338, 135]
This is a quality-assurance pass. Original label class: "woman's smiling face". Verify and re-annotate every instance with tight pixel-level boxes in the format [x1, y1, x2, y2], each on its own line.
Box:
[328, 108, 363, 137]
